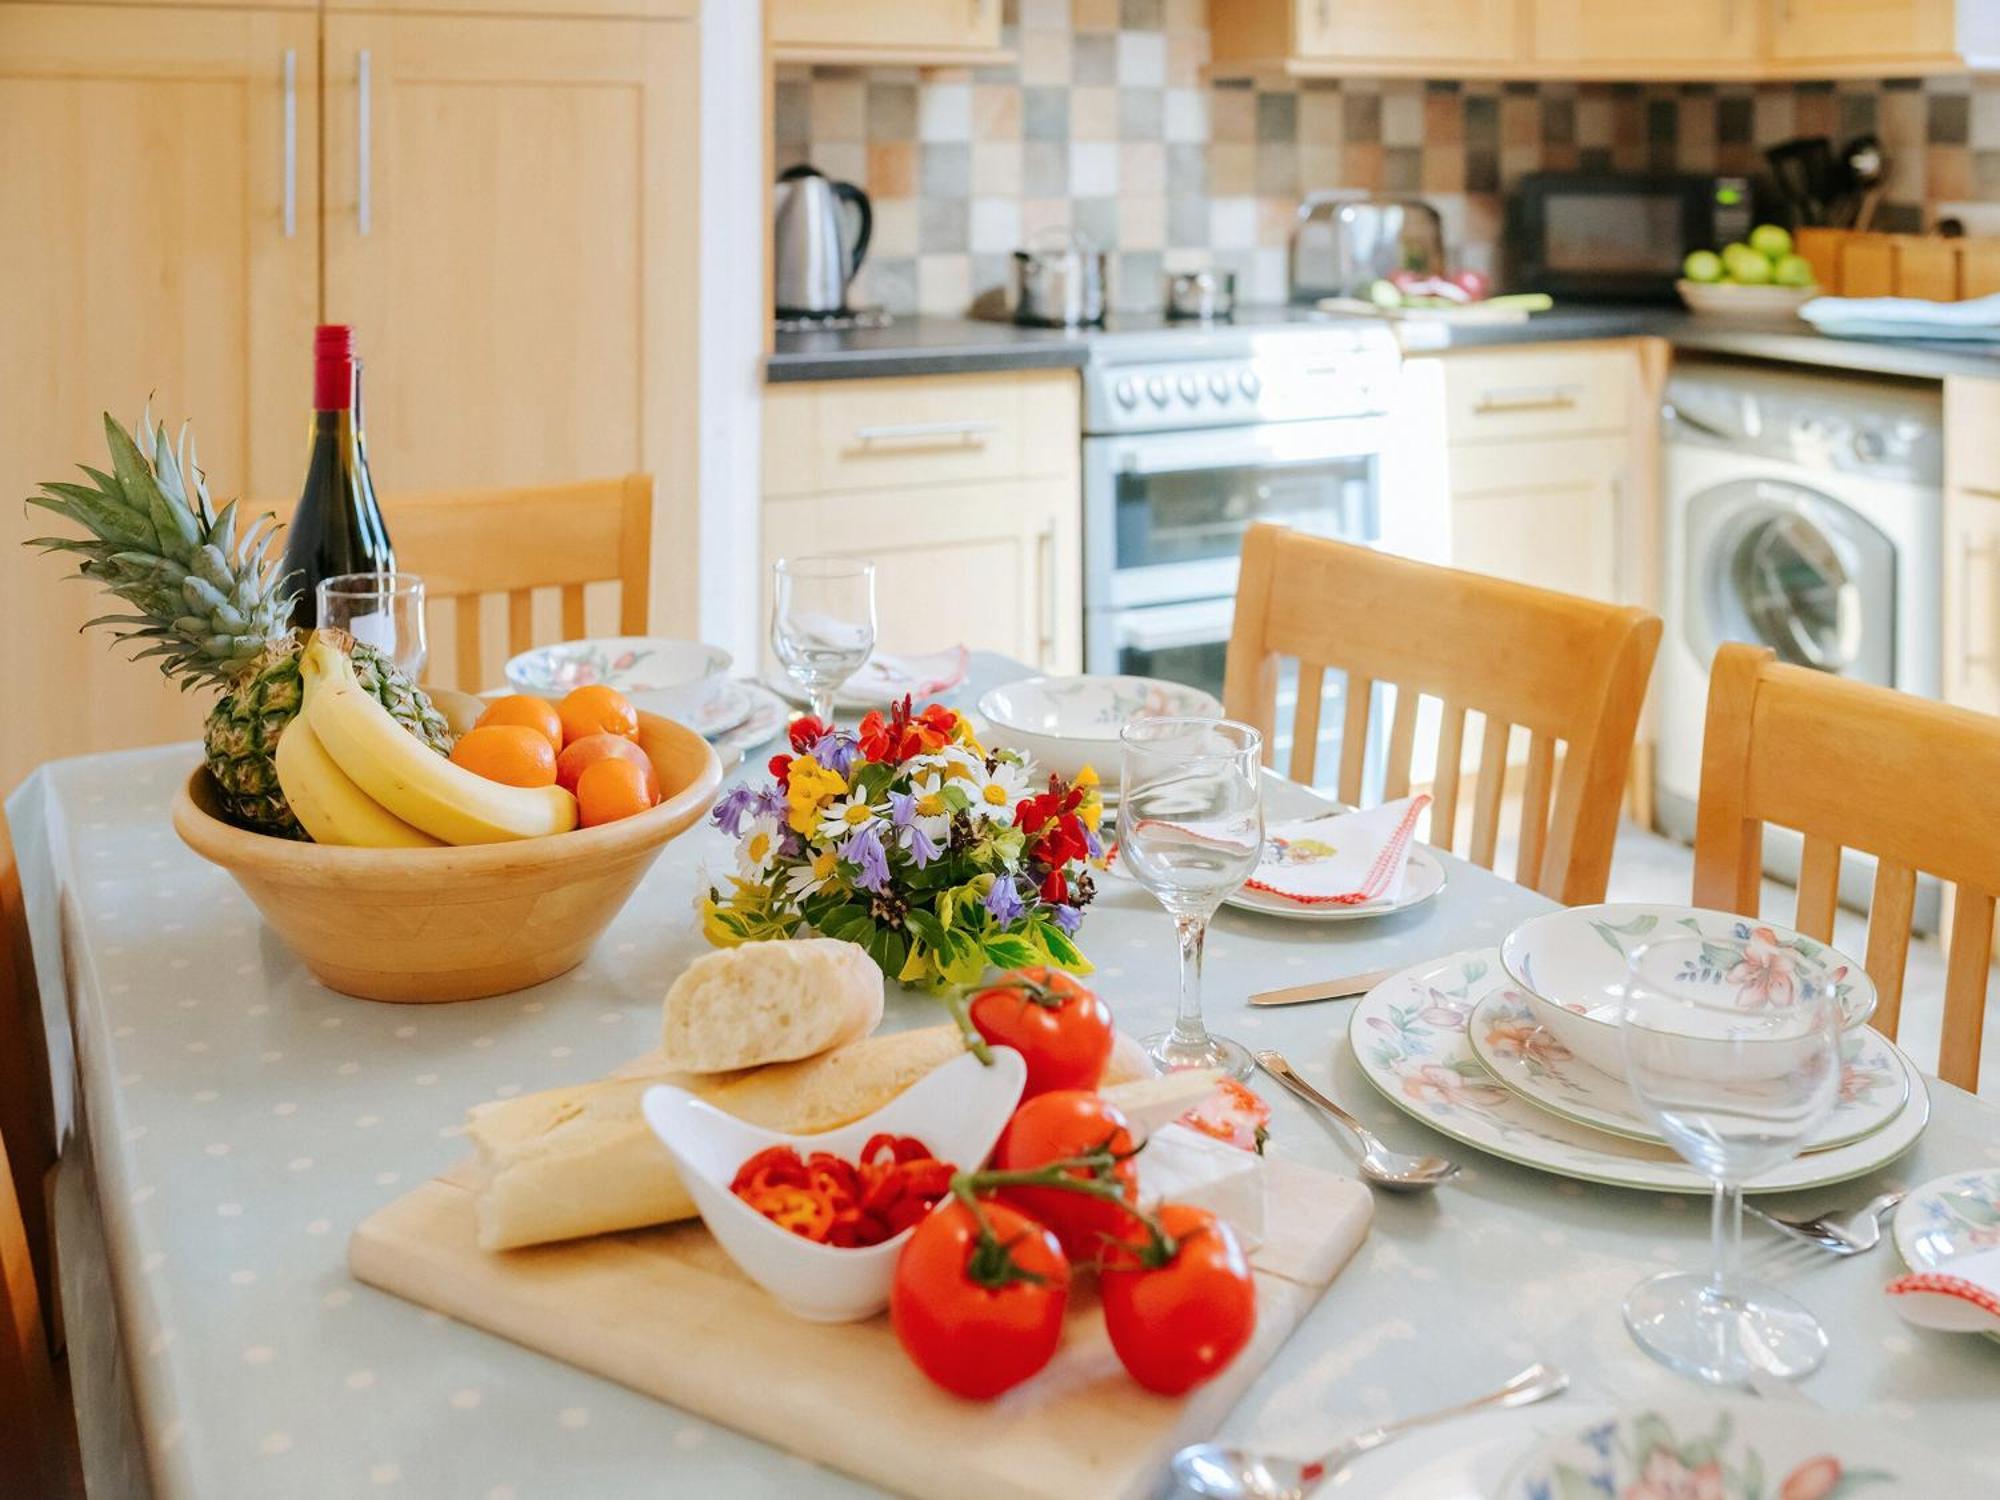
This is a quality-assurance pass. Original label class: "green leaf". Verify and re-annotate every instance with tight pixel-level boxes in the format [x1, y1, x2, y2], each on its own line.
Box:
[103, 412, 197, 558]
[1034, 922, 1092, 975]
[983, 934, 1040, 970]
[905, 907, 948, 951]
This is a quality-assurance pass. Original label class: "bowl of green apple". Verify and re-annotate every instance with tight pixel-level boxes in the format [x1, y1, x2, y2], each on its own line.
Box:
[1677, 224, 1819, 319]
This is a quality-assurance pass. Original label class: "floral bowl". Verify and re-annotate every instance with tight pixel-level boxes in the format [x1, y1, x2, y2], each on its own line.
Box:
[976, 675, 1224, 784]
[1498, 903, 1877, 1077]
[504, 636, 731, 723]
[638, 1047, 1026, 1323]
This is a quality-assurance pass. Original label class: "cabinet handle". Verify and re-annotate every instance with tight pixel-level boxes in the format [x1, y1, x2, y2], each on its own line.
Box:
[281, 49, 297, 238]
[357, 49, 373, 236]
[852, 419, 999, 445]
[1472, 383, 1581, 416]
[1035, 522, 1057, 668]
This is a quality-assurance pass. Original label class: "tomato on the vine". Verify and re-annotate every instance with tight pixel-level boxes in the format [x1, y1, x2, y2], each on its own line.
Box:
[967, 967, 1115, 1099]
[1100, 1203, 1256, 1395]
[992, 1090, 1138, 1261]
[890, 1198, 1070, 1399]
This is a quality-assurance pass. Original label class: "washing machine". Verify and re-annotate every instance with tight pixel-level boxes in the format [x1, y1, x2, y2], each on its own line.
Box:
[1657, 358, 1943, 911]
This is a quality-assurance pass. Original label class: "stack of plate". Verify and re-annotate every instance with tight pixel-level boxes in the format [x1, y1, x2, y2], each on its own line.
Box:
[1346, 904, 1929, 1193]
[504, 636, 790, 752]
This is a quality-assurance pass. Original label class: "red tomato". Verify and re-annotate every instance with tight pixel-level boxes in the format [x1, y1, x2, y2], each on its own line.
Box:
[992, 1090, 1138, 1261]
[890, 1199, 1069, 1399]
[1100, 1203, 1257, 1395]
[967, 967, 1115, 1099]
[1178, 1078, 1272, 1154]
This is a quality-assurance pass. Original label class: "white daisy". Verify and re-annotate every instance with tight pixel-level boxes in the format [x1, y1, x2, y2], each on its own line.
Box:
[815, 792, 883, 842]
[735, 813, 784, 882]
[790, 845, 844, 898]
[965, 759, 1030, 823]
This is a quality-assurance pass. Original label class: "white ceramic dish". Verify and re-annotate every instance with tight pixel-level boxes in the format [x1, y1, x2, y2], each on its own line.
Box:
[1675, 278, 1818, 320]
[1498, 904, 1877, 1077]
[1894, 1168, 2000, 1345]
[652, 677, 753, 741]
[978, 675, 1225, 783]
[639, 1047, 1025, 1323]
[765, 647, 971, 713]
[1348, 950, 1928, 1195]
[1500, 1398, 1974, 1499]
[714, 678, 790, 755]
[505, 636, 732, 724]
[1464, 988, 1910, 1154]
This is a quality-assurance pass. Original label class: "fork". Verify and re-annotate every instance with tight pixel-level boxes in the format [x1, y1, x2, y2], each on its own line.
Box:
[1745, 1190, 1904, 1256]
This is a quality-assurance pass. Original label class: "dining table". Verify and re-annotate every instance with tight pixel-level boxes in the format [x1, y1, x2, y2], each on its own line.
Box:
[11, 650, 2000, 1500]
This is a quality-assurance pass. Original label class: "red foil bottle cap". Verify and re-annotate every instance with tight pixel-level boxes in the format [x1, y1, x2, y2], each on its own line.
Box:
[314, 324, 355, 410]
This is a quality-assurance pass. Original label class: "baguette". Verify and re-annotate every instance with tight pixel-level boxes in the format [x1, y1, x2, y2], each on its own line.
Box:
[468, 1024, 966, 1250]
[659, 938, 884, 1073]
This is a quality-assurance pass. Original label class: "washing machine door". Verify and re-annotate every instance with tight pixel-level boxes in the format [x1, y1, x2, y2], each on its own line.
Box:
[1685, 478, 1896, 685]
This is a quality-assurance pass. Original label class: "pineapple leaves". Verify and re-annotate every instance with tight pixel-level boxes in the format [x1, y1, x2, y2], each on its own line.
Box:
[102, 412, 200, 557]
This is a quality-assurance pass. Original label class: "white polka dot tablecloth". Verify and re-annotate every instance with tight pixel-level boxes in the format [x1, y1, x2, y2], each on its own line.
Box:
[11, 655, 2000, 1499]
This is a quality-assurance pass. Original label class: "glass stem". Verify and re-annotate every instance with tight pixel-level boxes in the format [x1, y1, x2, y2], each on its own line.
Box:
[809, 689, 834, 723]
[1709, 1180, 1742, 1301]
[1169, 913, 1210, 1050]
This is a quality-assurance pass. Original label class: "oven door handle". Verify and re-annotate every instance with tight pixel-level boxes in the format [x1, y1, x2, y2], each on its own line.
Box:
[1113, 598, 1239, 653]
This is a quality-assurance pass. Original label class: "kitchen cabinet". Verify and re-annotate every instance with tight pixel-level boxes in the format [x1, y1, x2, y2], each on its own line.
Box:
[0, 3, 320, 797]
[1944, 377, 2000, 718]
[1212, 0, 1520, 76]
[1769, 0, 1959, 71]
[1529, 0, 1759, 73]
[766, 0, 1007, 66]
[761, 372, 1082, 673]
[1448, 437, 1627, 605]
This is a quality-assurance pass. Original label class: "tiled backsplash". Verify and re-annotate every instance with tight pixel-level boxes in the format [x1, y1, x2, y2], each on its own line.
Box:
[771, 0, 2000, 317]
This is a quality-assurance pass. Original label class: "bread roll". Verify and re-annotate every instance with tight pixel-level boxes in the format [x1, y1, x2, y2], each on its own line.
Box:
[469, 1024, 965, 1251]
[659, 939, 884, 1074]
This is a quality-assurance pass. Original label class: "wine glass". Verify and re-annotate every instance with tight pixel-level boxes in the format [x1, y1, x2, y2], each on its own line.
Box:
[316, 571, 427, 680]
[1118, 717, 1264, 1080]
[771, 556, 877, 723]
[1618, 933, 1843, 1384]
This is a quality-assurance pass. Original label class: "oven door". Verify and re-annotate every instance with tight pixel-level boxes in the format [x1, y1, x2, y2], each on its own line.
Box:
[1083, 415, 1386, 615]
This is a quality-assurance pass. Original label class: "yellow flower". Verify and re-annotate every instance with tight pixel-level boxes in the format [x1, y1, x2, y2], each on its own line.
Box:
[1076, 764, 1100, 787]
[784, 755, 847, 834]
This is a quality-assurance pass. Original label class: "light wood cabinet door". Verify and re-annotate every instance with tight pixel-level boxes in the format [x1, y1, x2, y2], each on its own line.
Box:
[0, 4, 319, 794]
[1447, 435, 1628, 605]
[1769, 0, 1955, 64]
[1292, 0, 1519, 65]
[1532, 0, 1758, 67]
[1944, 377, 2000, 715]
[321, 12, 698, 630]
[768, 0, 1003, 60]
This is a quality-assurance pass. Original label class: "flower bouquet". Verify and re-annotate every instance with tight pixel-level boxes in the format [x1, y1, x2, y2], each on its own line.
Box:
[702, 699, 1101, 987]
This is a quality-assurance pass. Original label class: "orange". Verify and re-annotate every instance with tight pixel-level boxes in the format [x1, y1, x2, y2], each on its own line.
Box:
[448, 724, 559, 788]
[576, 756, 655, 827]
[556, 732, 659, 799]
[558, 683, 639, 746]
[474, 694, 563, 753]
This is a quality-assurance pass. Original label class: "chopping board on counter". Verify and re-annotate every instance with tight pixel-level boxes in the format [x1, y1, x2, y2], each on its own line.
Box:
[350, 1151, 1372, 1500]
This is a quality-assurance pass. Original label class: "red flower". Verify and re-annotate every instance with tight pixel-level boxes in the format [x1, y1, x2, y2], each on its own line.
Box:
[857, 697, 955, 765]
[787, 715, 829, 754]
[768, 752, 794, 784]
[1040, 870, 1068, 905]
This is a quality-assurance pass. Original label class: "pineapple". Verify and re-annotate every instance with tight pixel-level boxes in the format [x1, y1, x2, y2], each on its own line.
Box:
[25, 410, 451, 837]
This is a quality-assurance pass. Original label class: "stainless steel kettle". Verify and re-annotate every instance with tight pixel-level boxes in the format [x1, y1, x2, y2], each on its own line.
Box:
[773, 164, 873, 318]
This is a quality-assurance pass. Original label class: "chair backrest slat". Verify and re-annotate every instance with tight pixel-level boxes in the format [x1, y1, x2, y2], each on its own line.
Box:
[1429, 702, 1468, 851]
[1336, 673, 1372, 807]
[1943, 888, 1996, 1091]
[1289, 664, 1325, 785]
[1514, 732, 1558, 890]
[1382, 686, 1420, 802]
[1864, 859, 1918, 1038]
[1794, 835, 1842, 943]
[1468, 719, 1510, 869]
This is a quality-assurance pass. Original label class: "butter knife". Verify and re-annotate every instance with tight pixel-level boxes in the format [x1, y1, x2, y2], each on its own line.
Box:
[1248, 966, 1397, 1007]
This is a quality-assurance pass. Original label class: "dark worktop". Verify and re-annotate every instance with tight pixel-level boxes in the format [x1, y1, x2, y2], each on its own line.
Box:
[766, 304, 2000, 384]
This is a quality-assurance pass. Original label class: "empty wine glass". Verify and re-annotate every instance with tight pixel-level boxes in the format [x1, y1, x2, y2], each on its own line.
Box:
[316, 571, 427, 680]
[1118, 717, 1264, 1080]
[771, 557, 876, 722]
[1618, 933, 1843, 1385]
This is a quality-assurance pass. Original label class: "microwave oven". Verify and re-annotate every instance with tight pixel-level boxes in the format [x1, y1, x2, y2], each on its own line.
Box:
[1506, 172, 1757, 302]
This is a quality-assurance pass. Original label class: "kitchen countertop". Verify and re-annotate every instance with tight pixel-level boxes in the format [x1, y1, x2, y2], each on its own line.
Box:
[767, 304, 2000, 384]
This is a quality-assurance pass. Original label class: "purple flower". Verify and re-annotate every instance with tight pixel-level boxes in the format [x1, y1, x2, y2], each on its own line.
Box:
[1050, 903, 1082, 935]
[983, 876, 1025, 926]
[888, 790, 917, 827]
[903, 821, 943, 868]
[711, 784, 759, 836]
[778, 829, 807, 860]
[753, 785, 788, 820]
[841, 821, 892, 894]
[1084, 825, 1105, 860]
[810, 732, 858, 777]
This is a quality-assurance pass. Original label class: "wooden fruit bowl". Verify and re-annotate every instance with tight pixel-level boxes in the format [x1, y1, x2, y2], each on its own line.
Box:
[172, 712, 722, 1003]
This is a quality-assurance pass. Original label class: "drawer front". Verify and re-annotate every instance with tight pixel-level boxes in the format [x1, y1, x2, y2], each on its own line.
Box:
[1946, 376, 2000, 498]
[1441, 346, 1634, 442]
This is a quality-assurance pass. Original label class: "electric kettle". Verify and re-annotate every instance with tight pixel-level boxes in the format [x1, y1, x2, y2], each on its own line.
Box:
[773, 164, 873, 318]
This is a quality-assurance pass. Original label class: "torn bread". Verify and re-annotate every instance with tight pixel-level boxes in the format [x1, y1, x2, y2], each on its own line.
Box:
[659, 938, 884, 1074]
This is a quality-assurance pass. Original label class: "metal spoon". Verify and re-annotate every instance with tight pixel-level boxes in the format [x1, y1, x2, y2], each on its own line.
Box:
[1254, 1050, 1458, 1192]
[1746, 1189, 1903, 1256]
[1169, 1362, 1570, 1499]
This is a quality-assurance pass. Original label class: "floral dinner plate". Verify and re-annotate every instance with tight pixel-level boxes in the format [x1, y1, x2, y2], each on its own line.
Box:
[1500, 1399, 1972, 1500]
[1464, 989, 1911, 1154]
[1348, 950, 1928, 1195]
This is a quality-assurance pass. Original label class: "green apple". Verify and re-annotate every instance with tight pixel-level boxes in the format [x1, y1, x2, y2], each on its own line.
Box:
[1682, 249, 1725, 284]
[1722, 243, 1773, 284]
[1774, 253, 1816, 288]
[1749, 223, 1794, 260]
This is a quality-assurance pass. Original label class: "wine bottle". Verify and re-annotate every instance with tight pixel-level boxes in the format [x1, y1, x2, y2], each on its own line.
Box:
[280, 324, 395, 630]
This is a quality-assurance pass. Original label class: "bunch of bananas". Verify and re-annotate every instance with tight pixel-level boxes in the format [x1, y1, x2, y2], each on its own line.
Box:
[276, 633, 578, 847]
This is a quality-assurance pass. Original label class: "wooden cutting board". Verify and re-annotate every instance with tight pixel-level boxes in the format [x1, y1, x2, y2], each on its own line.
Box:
[350, 1153, 1372, 1500]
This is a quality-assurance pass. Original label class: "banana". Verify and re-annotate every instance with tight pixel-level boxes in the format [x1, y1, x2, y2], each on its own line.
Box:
[300, 634, 578, 845]
[276, 713, 442, 848]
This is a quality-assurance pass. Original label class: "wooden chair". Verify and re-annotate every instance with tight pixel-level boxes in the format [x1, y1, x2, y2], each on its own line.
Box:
[0, 818, 54, 1330]
[1221, 524, 1662, 905]
[1693, 642, 2000, 1092]
[384, 474, 654, 692]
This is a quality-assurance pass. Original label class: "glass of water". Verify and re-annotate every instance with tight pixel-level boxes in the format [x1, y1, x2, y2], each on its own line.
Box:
[316, 572, 427, 681]
[1119, 717, 1264, 1080]
[771, 557, 877, 723]
[1618, 933, 1843, 1384]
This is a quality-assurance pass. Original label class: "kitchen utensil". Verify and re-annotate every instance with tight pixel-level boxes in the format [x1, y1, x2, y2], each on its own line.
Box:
[770, 556, 877, 723]
[1745, 1190, 1903, 1255]
[350, 1138, 1372, 1500]
[1170, 1362, 1568, 1499]
[1248, 967, 1401, 1007]
[1498, 904, 1876, 1077]
[1165, 268, 1236, 321]
[170, 713, 721, 1002]
[1838, 134, 1884, 228]
[978, 675, 1223, 783]
[1255, 1050, 1459, 1192]
[1289, 194, 1444, 302]
[1765, 137, 1835, 226]
[1348, 950, 1930, 1195]
[773, 164, 873, 318]
[1012, 228, 1107, 327]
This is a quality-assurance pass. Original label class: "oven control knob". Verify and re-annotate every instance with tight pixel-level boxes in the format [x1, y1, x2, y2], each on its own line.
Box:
[1177, 375, 1201, 404]
[1146, 377, 1170, 407]
[1114, 378, 1138, 409]
[1209, 373, 1232, 402]
[1852, 428, 1887, 463]
[1238, 370, 1262, 400]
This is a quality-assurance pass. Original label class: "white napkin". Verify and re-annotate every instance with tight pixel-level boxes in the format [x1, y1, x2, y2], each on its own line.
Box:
[1246, 795, 1430, 907]
[1885, 1245, 2000, 1335]
[1801, 291, 2000, 340]
[847, 648, 969, 702]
